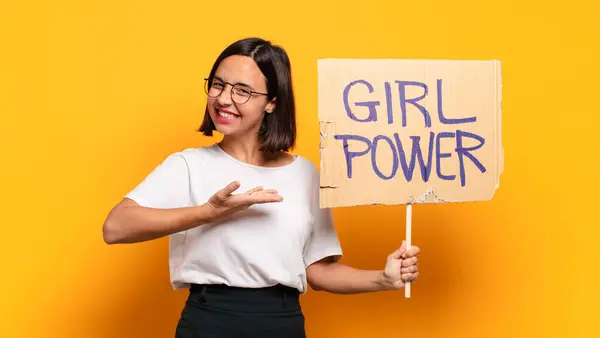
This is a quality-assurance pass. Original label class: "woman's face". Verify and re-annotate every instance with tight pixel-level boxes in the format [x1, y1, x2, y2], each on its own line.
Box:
[206, 55, 275, 138]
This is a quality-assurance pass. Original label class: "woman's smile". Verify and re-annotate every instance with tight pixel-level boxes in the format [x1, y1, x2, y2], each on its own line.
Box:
[214, 107, 240, 124]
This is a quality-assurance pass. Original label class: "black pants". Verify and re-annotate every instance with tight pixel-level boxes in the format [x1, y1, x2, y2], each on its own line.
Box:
[175, 284, 306, 338]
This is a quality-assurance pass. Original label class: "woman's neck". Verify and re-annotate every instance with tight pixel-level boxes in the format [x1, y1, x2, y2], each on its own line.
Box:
[218, 136, 293, 168]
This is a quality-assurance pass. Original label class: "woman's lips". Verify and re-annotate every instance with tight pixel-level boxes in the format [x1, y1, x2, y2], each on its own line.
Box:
[215, 108, 240, 124]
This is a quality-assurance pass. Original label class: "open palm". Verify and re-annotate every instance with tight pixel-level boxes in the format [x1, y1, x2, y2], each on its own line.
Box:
[206, 181, 283, 221]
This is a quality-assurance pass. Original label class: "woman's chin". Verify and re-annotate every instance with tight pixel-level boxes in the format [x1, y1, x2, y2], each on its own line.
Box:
[214, 124, 235, 135]
[210, 117, 260, 139]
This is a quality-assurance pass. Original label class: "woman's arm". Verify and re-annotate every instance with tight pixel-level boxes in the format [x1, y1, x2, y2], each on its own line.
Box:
[102, 198, 214, 244]
[306, 243, 420, 294]
[102, 182, 283, 244]
[306, 258, 391, 294]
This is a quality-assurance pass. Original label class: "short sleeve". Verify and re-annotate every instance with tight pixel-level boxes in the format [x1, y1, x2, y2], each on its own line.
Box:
[303, 168, 343, 268]
[125, 153, 191, 209]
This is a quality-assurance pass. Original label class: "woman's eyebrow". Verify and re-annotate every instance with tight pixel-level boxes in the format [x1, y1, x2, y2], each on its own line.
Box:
[236, 82, 253, 89]
[213, 76, 253, 88]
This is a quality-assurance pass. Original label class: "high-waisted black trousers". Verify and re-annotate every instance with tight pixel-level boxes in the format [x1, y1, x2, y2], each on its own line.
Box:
[175, 284, 306, 338]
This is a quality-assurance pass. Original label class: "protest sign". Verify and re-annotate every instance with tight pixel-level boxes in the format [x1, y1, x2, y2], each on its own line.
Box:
[318, 59, 503, 209]
[317, 59, 503, 298]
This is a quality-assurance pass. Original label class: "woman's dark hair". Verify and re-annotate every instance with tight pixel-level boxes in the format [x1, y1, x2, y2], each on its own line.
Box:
[198, 37, 296, 153]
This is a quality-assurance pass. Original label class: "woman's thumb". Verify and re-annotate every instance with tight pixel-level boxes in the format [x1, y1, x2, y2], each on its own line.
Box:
[218, 181, 240, 198]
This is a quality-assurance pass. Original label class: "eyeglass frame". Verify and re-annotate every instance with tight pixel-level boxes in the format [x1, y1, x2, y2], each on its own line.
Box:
[204, 77, 269, 105]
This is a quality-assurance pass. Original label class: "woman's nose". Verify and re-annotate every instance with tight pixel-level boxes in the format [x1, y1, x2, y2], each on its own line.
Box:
[217, 84, 233, 106]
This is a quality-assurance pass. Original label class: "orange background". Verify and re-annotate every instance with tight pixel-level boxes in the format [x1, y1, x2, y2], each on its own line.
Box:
[1, 1, 598, 337]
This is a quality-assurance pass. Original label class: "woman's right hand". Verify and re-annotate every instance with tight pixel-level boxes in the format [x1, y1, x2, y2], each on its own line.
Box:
[205, 181, 283, 222]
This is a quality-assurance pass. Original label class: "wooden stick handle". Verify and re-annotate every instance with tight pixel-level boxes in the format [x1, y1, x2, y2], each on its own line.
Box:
[405, 203, 412, 298]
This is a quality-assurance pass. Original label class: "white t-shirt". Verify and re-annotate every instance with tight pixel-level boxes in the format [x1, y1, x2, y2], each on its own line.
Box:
[125, 144, 343, 293]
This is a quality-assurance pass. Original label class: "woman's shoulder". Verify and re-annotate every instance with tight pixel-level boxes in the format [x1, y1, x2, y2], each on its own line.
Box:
[168, 144, 219, 158]
[155, 144, 221, 168]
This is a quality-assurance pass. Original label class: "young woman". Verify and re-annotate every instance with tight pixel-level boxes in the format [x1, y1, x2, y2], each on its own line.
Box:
[102, 37, 420, 338]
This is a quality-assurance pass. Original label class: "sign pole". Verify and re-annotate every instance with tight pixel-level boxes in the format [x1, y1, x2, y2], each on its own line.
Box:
[405, 203, 412, 298]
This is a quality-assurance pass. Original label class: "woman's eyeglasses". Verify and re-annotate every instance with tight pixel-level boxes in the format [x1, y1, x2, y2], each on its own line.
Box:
[204, 78, 268, 105]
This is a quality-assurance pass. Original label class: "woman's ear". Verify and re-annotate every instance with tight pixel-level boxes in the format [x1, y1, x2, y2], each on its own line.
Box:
[266, 97, 276, 113]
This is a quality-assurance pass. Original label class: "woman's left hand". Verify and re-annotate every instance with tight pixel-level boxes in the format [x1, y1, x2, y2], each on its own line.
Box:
[381, 240, 420, 290]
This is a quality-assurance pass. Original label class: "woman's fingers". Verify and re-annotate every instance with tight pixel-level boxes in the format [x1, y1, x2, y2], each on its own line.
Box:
[388, 246, 406, 260]
[401, 246, 421, 259]
[402, 271, 419, 282]
[255, 189, 278, 195]
[245, 186, 264, 195]
[216, 181, 241, 200]
[401, 265, 418, 273]
[236, 191, 283, 205]
[401, 257, 418, 267]
[250, 191, 283, 203]
[243, 187, 279, 196]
